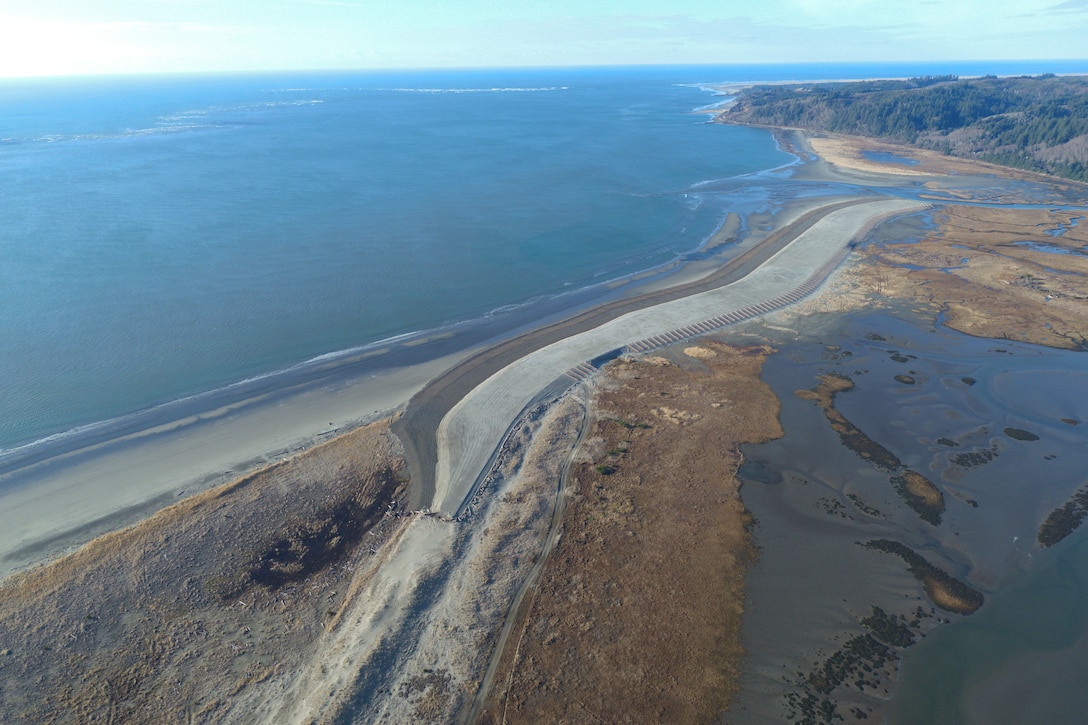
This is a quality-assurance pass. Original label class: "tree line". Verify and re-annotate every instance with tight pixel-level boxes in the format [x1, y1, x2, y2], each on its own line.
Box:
[722, 75, 1088, 181]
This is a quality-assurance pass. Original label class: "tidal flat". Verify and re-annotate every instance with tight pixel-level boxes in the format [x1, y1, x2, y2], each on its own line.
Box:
[727, 304, 1088, 723]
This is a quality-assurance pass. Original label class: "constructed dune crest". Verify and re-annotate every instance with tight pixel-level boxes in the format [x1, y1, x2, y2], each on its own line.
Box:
[433, 198, 929, 517]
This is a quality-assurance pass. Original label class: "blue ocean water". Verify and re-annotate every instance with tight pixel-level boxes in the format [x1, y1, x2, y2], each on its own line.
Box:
[1, 61, 1082, 452]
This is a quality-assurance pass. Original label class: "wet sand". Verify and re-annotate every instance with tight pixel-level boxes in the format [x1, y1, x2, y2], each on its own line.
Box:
[0, 157, 868, 580]
[0, 351, 463, 580]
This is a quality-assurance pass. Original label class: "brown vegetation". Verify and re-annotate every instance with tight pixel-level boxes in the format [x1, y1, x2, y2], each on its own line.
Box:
[842, 204, 1088, 351]
[479, 342, 782, 724]
[796, 374, 901, 470]
[1038, 483, 1088, 547]
[892, 471, 946, 526]
[797, 375, 946, 525]
[864, 540, 983, 615]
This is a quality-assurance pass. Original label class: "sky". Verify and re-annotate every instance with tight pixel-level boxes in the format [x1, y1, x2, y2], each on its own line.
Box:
[0, 0, 1086, 78]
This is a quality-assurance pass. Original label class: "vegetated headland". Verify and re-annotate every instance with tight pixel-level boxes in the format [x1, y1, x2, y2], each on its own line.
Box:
[720, 73, 1088, 181]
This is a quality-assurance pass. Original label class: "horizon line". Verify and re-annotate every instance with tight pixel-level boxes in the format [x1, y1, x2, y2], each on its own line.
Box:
[2, 58, 1088, 83]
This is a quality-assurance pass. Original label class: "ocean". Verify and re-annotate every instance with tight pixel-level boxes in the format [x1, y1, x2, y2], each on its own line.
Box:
[0, 60, 1080, 456]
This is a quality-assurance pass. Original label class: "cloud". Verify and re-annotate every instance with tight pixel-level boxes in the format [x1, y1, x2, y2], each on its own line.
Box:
[384, 11, 927, 67]
[0, 16, 266, 77]
[1012, 0, 1088, 17]
[291, 0, 365, 7]
[90, 21, 249, 35]
[1041, 0, 1088, 11]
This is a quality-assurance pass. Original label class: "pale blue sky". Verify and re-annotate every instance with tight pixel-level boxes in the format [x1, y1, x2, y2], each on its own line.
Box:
[1, 0, 1086, 77]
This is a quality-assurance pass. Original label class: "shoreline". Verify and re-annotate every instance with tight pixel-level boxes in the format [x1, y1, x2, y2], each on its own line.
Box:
[5, 107, 931, 581]
[12, 77, 935, 473]
[0, 116, 988, 580]
[0, 136, 835, 580]
[0, 352, 458, 579]
[0, 232, 722, 468]
[396, 194, 874, 509]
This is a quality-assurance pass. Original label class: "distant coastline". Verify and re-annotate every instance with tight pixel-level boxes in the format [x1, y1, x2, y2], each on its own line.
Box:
[718, 73, 1088, 182]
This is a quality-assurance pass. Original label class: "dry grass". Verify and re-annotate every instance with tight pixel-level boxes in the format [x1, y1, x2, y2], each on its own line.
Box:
[797, 374, 902, 472]
[480, 342, 783, 724]
[927, 579, 983, 615]
[866, 540, 983, 615]
[900, 470, 945, 511]
[808, 135, 929, 176]
[797, 375, 947, 525]
[846, 205, 1088, 350]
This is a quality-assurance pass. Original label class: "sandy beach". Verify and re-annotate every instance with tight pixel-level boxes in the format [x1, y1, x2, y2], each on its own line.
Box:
[0, 178, 879, 578]
[0, 348, 466, 580]
[3, 120, 1087, 723]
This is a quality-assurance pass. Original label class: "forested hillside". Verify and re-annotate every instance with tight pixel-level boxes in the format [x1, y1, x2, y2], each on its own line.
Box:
[719, 74, 1088, 181]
